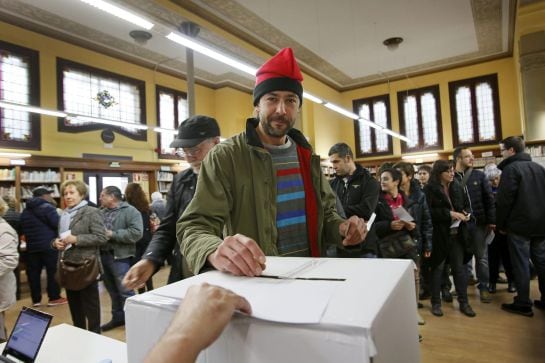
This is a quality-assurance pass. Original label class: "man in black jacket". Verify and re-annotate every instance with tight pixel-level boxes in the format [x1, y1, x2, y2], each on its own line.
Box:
[20, 187, 67, 307]
[328, 143, 379, 257]
[454, 147, 496, 303]
[496, 136, 545, 317]
[123, 115, 221, 289]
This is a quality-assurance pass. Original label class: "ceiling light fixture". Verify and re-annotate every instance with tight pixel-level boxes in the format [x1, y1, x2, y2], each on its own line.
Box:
[129, 30, 152, 45]
[0, 100, 67, 118]
[0, 152, 32, 158]
[79, 0, 154, 30]
[383, 37, 403, 51]
[401, 153, 439, 160]
[153, 127, 178, 135]
[71, 115, 149, 131]
[166, 32, 257, 76]
[303, 92, 323, 104]
[324, 102, 359, 119]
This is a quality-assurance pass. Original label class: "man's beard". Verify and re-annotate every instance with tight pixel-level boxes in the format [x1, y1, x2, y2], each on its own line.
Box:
[259, 113, 295, 137]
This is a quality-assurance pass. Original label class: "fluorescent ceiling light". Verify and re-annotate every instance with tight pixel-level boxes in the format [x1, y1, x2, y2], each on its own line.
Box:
[166, 33, 257, 75]
[0, 100, 67, 118]
[9, 159, 26, 166]
[358, 118, 383, 130]
[79, 0, 154, 30]
[0, 152, 32, 158]
[72, 115, 148, 130]
[324, 102, 359, 119]
[401, 153, 439, 160]
[153, 127, 178, 135]
[303, 92, 323, 104]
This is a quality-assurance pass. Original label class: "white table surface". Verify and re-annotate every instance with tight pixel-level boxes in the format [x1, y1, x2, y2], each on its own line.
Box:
[1, 323, 127, 363]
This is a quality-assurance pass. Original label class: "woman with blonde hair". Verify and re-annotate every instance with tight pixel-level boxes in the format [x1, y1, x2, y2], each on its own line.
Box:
[52, 180, 107, 333]
[0, 197, 19, 342]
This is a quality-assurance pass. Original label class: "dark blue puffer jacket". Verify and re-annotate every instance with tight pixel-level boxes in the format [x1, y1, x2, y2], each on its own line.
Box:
[20, 197, 59, 253]
[454, 168, 495, 225]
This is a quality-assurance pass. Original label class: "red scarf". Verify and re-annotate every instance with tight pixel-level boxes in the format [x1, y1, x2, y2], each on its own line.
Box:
[296, 144, 319, 257]
[384, 192, 405, 220]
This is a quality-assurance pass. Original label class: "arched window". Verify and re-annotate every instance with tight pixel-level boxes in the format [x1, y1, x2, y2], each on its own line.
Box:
[398, 85, 443, 152]
[352, 94, 393, 157]
[0, 41, 40, 150]
[449, 74, 502, 146]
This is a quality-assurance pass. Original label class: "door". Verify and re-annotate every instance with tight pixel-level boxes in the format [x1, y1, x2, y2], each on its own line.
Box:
[84, 172, 132, 206]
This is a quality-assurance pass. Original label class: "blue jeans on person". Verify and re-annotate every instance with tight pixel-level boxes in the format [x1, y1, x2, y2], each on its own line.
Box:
[507, 233, 545, 308]
[100, 251, 134, 323]
[26, 249, 61, 304]
[468, 223, 489, 291]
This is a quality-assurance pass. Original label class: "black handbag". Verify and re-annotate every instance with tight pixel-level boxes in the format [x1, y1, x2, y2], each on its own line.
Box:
[378, 231, 417, 258]
[57, 253, 99, 291]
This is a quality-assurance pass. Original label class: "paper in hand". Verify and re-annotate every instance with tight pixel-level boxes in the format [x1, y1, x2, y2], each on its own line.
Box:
[393, 206, 414, 222]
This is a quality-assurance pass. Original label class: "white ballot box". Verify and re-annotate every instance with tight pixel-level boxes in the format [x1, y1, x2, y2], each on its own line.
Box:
[125, 257, 420, 363]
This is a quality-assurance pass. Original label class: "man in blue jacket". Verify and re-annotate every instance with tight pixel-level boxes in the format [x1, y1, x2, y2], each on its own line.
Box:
[99, 186, 143, 331]
[20, 187, 67, 307]
[496, 136, 545, 317]
[454, 147, 496, 303]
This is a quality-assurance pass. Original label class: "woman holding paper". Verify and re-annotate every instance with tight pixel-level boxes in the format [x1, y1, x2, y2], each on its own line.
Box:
[423, 160, 474, 318]
[375, 168, 423, 321]
[52, 180, 107, 333]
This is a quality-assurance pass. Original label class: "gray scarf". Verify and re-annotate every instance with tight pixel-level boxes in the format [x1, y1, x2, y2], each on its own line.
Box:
[59, 200, 88, 235]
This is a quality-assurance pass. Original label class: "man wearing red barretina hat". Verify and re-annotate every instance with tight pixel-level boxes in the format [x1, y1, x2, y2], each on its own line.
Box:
[178, 48, 367, 276]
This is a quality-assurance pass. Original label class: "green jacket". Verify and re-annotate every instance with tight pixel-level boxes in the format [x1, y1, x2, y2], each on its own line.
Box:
[101, 202, 143, 259]
[178, 118, 345, 274]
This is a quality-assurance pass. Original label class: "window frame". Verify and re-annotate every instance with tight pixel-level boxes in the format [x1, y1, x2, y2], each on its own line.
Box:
[156, 85, 188, 160]
[0, 40, 41, 150]
[448, 73, 502, 147]
[397, 85, 443, 153]
[56, 58, 147, 141]
[352, 94, 393, 157]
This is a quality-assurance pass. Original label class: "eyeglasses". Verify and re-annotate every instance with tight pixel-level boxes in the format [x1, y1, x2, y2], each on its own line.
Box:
[175, 139, 211, 157]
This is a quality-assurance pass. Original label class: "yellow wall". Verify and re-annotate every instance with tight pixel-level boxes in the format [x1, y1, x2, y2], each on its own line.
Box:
[0, 21, 251, 162]
[213, 88, 253, 138]
[341, 57, 521, 161]
[514, 1, 545, 132]
[0, 9, 529, 164]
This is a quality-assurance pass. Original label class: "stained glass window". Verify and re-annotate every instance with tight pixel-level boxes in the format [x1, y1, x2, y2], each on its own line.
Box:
[0, 41, 40, 149]
[353, 95, 392, 157]
[398, 85, 442, 152]
[449, 74, 501, 146]
[57, 59, 146, 141]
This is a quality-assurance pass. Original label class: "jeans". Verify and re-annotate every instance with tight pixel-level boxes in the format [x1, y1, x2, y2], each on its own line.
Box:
[100, 252, 134, 323]
[431, 235, 469, 305]
[26, 249, 61, 303]
[468, 223, 489, 290]
[507, 233, 545, 307]
[488, 232, 514, 284]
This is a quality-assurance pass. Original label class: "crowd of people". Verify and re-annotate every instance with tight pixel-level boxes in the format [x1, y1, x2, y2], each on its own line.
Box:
[1, 48, 544, 363]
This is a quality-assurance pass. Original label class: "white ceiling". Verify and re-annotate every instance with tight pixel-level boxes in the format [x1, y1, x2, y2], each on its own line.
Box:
[0, 0, 519, 92]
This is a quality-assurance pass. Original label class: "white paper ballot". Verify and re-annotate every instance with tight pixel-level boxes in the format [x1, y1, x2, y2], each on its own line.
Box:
[393, 207, 414, 222]
[485, 231, 495, 245]
[60, 230, 72, 250]
[367, 212, 377, 230]
[450, 220, 461, 229]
